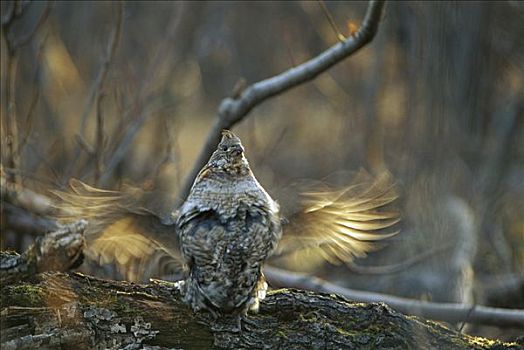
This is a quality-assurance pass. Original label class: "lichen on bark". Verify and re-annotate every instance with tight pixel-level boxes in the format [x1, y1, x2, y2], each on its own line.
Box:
[1, 271, 520, 350]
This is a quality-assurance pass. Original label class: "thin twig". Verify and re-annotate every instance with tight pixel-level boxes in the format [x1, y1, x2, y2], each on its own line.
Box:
[78, 2, 124, 135]
[62, 2, 124, 185]
[99, 2, 188, 185]
[160, 115, 182, 190]
[1, 167, 55, 185]
[1, 1, 51, 187]
[75, 134, 95, 156]
[26, 141, 62, 186]
[17, 32, 50, 155]
[180, 0, 386, 200]
[458, 304, 476, 332]
[94, 93, 106, 185]
[264, 266, 524, 328]
[318, 0, 345, 41]
[2, 45, 20, 185]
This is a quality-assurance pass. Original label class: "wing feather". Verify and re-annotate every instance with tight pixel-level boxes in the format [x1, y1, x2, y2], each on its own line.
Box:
[275, 170, 400, 265]
[52, 179, 183, 281]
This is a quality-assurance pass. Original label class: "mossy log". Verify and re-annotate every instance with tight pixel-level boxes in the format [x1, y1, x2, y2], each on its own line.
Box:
[1, 271, 521, 350]
[0, 220, 85, 285]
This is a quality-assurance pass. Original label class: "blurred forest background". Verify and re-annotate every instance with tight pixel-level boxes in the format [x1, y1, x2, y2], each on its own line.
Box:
[1, 0, 523, 341]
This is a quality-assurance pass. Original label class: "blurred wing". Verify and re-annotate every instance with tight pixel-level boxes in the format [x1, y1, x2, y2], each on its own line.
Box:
[275, 170, 400, 264]
[52, 179, 183, 281]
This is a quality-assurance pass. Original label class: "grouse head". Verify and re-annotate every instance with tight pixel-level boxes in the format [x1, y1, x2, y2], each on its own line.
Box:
[206, 130, 250, 176]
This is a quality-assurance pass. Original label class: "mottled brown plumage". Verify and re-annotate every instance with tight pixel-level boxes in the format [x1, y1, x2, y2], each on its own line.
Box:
[55, 130, 399, 318]
[176, 130, 281, 315]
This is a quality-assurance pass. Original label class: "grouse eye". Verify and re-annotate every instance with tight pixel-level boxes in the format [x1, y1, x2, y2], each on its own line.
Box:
[221, 145, 228, 151]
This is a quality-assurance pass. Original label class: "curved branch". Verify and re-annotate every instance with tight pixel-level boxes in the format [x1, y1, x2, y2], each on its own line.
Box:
[181, 0, 386, 199]
[264, 266, 524, 329]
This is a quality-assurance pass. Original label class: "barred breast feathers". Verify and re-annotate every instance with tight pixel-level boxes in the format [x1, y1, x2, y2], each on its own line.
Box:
[180, 171, 280, 222]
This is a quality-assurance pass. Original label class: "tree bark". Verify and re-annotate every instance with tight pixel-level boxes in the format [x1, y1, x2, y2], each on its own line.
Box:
[1, 270, 521, 350]
[0, 220, 85, 284]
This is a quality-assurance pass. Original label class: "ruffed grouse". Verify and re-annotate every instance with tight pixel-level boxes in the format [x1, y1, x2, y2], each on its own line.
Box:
[176, 130, 281, 315]
[56, 130, 399, 318]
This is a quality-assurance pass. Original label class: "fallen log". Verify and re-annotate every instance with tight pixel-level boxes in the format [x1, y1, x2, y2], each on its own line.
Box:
[1, 270, 521, 349]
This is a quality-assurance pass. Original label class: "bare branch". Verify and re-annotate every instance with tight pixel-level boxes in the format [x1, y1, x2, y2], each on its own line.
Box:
[99, 2, 188, 185]
[17, 32, 49, 155]
[62, 2, 125, 183]
[180, 0, 386, 199]
[1, 201, 57, 236]
[1, 1, 52, 186]
[94, 92, 106, 185]
[264, 266, 524, 329]
[0, 170, 57, 235]
[11, 1, 52, 49]
[78, 2, 124, 135]
[2, 48, 21, 185]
